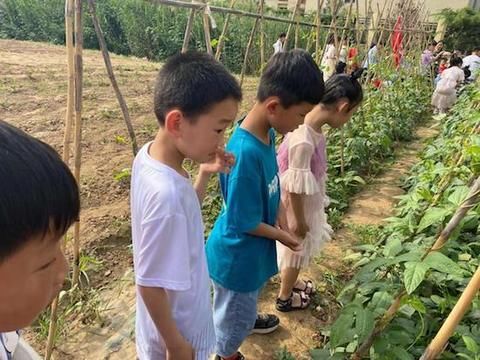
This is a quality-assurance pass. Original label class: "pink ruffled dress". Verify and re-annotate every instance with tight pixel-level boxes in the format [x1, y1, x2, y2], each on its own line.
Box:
[277, 124, 333, 270]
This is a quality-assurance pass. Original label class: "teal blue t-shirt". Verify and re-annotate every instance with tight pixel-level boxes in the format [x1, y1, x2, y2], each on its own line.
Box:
[206, 125, 280, 292]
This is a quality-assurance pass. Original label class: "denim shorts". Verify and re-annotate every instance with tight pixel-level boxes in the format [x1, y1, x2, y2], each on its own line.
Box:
[212, 281, 261, 357]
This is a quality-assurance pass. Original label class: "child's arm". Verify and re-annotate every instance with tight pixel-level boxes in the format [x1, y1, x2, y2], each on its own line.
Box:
[194, 148, 235, 203]
[289, 193, 309, 238]
[249, 223, 302, 252]
[138, 286, 194, 360]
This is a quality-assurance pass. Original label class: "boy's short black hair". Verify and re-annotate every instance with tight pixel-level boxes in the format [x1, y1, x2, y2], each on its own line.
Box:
[154, 52, 242, 125]
[449, 56, 463, 67]
[257, 49, 324, 108]
[279, 33, 286, 38]
[0, 121, 80, 262]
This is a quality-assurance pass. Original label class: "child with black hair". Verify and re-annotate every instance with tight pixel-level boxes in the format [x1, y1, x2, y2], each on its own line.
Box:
[130, 52, 242, 360]
[206, 49, 324, 360]
[0, 121, 80, 359]
[275, 70, 364, 312]
[431, 56, 464, 114]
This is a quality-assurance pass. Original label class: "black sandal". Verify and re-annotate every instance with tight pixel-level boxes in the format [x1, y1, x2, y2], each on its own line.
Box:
[293, 279, 316, 296]
[276, 291, 310, 312]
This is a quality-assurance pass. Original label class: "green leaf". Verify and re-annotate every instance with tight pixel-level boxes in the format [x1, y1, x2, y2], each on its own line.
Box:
[329, 311, 355, 348]
[417, 207, 451, 232]
[448, 186, 470, 206]
[424, 251, 464, 275]
[353, 175, 366, 185]
[393, 347, 414, 360]
[383, 236, 403, 257]
[355, 307, 375, 343]
[463, 335, 479, 354]
[403, 261, 430, 294]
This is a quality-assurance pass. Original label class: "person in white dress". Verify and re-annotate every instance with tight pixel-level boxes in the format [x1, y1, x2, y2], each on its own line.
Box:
[431, 56, 465, 114]
[273, 33, 286, 55]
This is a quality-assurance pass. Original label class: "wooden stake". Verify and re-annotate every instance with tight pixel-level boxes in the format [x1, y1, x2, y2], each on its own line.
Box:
[315, 0, 325, 64]
[71, 0, 84, 288]
[285, 0, 302, 49]
[45, 1, 76, 358]
[338, 0, 354, 59]
[182, 9, 196, 53]
[215, 0, 238, 60]
[294, 17, 300, 49]
[63, 0, 75, 164]
[259, 0, 265, 71]
[420, 264, 480, 360]
[202, 2, 213, 55]
[240, 1, 262, 87]
[88, 0, 138, 155]
[377, 0, 395, 46]
[355, 0, 360, 47]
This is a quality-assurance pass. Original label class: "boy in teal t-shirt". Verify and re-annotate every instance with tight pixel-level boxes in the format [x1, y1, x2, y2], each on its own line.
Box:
[206, 50, 324, 360]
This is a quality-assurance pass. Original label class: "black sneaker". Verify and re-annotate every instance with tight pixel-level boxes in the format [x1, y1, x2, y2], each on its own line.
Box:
[250, 313, 280, 334]
[214, 352, 245, 360]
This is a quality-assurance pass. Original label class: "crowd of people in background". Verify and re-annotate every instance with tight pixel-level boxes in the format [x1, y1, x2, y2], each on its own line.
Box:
[422, 40, 479, 113]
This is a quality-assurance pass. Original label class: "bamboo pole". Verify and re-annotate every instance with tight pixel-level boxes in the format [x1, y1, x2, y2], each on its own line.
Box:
[420, 264, 480, 360]
[352, 175, 480, 360]
[71, 0, 84, 288]
[259, 0, 265, 71]
[182, 9, 196, 53]
[239, 0, 262, 87]
[215, 0, 238, 60]
[63, 0, 75, 164]
[377, 0, 395, 46]
[355, 0, 360, 47]
[337, 0, 354, 59]
[315, 0, 325, 64]
[87, 0, 138, 155]
[294, 17, 300, 49]
[202, 2, 213, 55]
[44, 2, 75, 359]
[285, 0, 302, 50]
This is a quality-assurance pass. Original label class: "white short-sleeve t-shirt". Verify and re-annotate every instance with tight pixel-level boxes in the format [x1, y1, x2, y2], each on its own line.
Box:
[130, 143, 215, 359]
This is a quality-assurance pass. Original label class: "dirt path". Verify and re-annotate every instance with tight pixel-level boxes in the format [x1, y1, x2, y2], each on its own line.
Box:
[56, 124, 439, 360]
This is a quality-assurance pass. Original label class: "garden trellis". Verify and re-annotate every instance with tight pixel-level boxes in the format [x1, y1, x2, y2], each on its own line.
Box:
[41, 0, 460, 358]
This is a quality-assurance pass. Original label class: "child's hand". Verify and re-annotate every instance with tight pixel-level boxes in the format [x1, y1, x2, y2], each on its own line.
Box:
[200, 147, 235, 174]
[291, 218, 309, 238]
[166, 339, 194, 360]
[278, 230, 303, 252]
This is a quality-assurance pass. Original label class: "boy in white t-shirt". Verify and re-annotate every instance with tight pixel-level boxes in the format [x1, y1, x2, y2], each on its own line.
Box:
[130, 52, 242, 360]
[0, 121, 79, 360]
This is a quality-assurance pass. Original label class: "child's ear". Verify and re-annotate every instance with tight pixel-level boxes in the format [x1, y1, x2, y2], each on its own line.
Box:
[265, 97, 281, 116]
[337, 99, 351, 114]
[164, 110, 183, 137]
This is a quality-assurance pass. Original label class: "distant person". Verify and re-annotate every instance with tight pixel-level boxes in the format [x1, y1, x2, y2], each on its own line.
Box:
[321, 35, 337, 80]
[431, 56, 464, 114]
[462, 47, 480, 81]
[363, 42, 380, 69]
[421, 42, 436, 74]
[273, 33, 286, 55]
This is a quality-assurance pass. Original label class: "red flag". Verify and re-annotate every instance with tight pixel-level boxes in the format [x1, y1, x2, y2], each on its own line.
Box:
[391, 16, 403, 68]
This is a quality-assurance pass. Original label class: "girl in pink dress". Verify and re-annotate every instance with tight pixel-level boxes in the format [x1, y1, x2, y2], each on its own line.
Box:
[276, 70, 364, 311]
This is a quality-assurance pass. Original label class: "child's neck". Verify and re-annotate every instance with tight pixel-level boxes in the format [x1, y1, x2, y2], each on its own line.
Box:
[149, 129, 187, 177]
[241, 103, 271, 145]
[305, 104, 330, 133]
